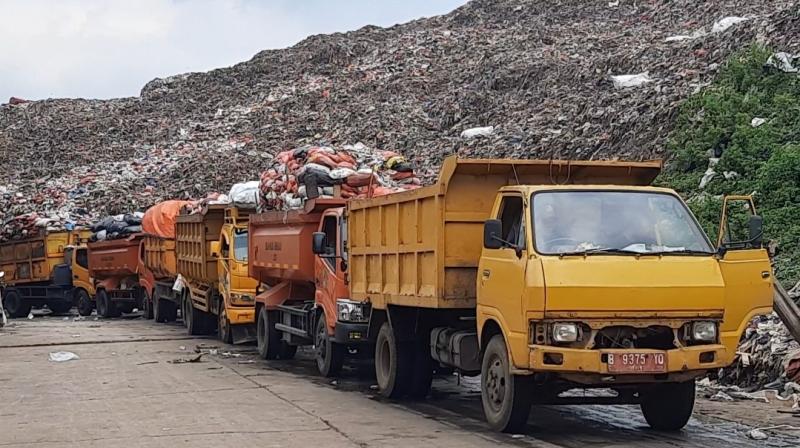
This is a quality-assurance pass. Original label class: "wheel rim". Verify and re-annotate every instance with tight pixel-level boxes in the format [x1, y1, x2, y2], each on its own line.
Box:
[484, 353, 506, 413]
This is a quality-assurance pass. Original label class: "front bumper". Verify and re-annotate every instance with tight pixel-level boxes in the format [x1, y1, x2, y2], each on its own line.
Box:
[528, 344, 728, 379]
[227, 307, 255, 325]
[334, 321, 369, 344]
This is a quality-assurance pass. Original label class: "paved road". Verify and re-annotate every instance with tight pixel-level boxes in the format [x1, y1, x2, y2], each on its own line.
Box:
[1, 312, 798, 447]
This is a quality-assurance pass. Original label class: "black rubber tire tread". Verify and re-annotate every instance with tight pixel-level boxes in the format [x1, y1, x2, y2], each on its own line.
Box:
[375, 321, 413, 399]
[315, 313, 344, 377]
[76, 290, 94, 317]
[640, 381, 695, 431]
[3, 291, 31, 318]
[481, 334, 533, 433]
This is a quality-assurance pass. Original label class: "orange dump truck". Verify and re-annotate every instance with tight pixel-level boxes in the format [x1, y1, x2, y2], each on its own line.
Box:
[87, 234, 145, 317]
[0, 229, 92, 317]
[250, 199, 363, 375]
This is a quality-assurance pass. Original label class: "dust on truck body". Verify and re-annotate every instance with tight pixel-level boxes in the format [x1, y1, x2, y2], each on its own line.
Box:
[177, 205, 258, 343]
[0, 230, 92, 317]
[86, 234, 145, 318]
[250, 199, 363, 375]
[347, 156, 773, 432]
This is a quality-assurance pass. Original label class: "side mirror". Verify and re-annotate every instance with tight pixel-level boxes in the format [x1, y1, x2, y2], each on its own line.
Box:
[483, 219, 503, 250]
[312, 232, 326, 255]
[749, 215, 763, 248]
[209, 241, 221, 258]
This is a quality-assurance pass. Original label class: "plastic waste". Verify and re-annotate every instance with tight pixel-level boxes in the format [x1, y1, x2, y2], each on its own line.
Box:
[49, 351, 80, 362]
[460, 126, 494, 139]
[711, 16, 749, 34]
[610, 72, 652, 88]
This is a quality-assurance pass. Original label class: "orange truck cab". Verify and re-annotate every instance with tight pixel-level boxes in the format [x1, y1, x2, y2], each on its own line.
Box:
[250, 199, 368, 376]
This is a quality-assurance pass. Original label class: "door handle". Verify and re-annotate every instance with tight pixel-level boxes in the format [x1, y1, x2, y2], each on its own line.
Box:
[761, 271, 771, 279]
[482, 269, 491, 278]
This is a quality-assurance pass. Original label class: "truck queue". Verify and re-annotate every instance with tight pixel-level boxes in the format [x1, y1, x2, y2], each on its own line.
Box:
[0, 156, 774, 433]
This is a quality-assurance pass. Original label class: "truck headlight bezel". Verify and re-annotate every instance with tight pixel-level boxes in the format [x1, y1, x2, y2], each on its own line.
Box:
[336, 299, 371, 323]
[691, 321, 717, 342]
[551, 322, 580, 343]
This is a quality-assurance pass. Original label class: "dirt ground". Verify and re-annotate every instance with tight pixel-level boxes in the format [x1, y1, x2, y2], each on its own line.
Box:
[2, 311, 799, 447]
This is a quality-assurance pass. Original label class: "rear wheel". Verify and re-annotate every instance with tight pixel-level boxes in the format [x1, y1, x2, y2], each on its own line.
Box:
[154, 297, 177, 323]
[375, 321, 413, 398]
[315, 313, 344, 377]
[96, 290, 120, 318]
[48, 301, 72, 315]
[141, 290, 153, 320]
[3, 291, 31, 318]
[257, 307, 296, 360]
[640, 381, 695, 431]
[218, 303, 232, 344]
[481, 334, 533, 433]
[76, 290, 93, 317]
[185, 298, 215, 336]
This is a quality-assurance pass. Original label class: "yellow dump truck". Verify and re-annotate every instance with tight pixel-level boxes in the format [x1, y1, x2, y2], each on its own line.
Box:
[177, 205, 258, 343]
[346, 156, 773, 432]
[0, 229, 94, 317]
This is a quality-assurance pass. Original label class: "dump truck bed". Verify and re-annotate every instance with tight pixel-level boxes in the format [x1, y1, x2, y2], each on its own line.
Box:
[175, 205, 226, 284]
[347, 156, 662, 309]
[0, 230, 89, 285]
[248, 199, 344, 285]
[87, 234, 144, 279]
[142, 235, 177, 279]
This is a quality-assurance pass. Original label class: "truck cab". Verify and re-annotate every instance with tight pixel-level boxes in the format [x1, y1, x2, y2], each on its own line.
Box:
[63, 244, 96, 316]
[214, 207, 259, 343]
[477, 185, 773, 431]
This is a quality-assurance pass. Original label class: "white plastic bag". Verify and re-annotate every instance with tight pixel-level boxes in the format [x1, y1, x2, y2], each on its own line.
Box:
[460, 126, 494, 139]
[229, 181, 260, 205]
[610, 72, 652, 88]
[49, 351, 80, 362]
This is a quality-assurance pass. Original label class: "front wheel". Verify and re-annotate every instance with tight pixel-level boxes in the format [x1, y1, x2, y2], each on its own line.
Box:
[481, 334, 533, 433]
[640, 381, 695, 431]
[315, 313, 344, 377]
[76, 290, 94, 317]
[218, 304, 232, 344]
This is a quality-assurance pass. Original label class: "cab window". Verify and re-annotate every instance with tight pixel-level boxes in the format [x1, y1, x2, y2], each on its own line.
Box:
[76, 248, 89, 269]
[497, 196, 525, 249]
[321, 216, 337, 269]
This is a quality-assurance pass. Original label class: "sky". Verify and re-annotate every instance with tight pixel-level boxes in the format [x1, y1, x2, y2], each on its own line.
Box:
[0, 0, 467, 101]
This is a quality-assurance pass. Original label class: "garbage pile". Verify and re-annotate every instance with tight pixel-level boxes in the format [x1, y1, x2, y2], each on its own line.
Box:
[89, 213, 144, 242]
[258, 144, 419, 210]
[2, 0, 798, 241]
[716, 286, 800, 392]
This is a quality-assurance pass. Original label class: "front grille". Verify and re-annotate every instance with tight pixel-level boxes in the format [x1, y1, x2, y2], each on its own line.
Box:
[593, 325, 676, 350]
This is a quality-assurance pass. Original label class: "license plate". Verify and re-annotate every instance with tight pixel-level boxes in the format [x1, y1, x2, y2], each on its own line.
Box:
[607, 352, 666, 373]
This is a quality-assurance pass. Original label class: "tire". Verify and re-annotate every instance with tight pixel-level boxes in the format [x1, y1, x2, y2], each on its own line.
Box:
[155, 298, 177, 323]
[257, 307, 296, 360]
[640, 381, 695, 431]
[48, 301, 73, 314]
[97, 290, 120, 318]
[185, 297, 215, 336]
[3, 291, 31, 318]
[76, 290, 94, 317]
[408, 338, 434, 399]
[481, 334, 533, 433]
[315, 313, 344, 377]
[375, 321, 413, 399]
[218, 303, 232, 344]
[141, 290, 154, 320]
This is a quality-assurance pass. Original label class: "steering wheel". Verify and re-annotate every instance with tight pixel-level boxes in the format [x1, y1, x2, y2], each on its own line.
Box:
[544, 237, 580, 247]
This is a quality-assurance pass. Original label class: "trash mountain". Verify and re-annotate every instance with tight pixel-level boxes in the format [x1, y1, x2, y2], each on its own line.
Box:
[1, 0, 798, 234]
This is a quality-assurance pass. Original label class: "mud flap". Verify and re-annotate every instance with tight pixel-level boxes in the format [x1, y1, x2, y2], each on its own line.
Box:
[232, 324, 257, 344]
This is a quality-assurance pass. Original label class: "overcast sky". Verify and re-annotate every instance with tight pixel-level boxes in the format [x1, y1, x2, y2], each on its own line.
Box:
[0, 0, 466, 101]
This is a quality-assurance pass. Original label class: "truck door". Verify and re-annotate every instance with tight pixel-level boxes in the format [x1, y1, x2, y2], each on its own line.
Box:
[716, 196, 773, 349]
[315, 213, 348, 331]
[478, 194, 528, 337]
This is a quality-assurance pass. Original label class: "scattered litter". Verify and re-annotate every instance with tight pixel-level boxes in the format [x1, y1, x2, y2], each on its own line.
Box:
[460, 126, 495, 139]
[71, 334, 81, 338]
[709, 391, 735, 402]
[62, 317, 69, 321]
[699, 158, 720, 189]
[49, 351, 79, 362]
[610, 72, 652, 89]
[168, 354, 204, 364]
[711, 16, 749, 34]
[747, 429, 768, 440]
[370, 384, 379, 390]
[27, 312, 33, 320]
[751, 117, 767, 127]
[179, 345, 186, 350]
[765, 52, 799, 74]
[237, 359, 256, 364]
[511, 434, 526, 439]
[137, 361, 159, 365]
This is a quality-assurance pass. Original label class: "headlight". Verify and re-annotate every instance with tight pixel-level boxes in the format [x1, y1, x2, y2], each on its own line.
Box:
[691, 321, 717, 342]
[337, 299, 370, 323]
[552, 323, 579, 343]
[230, 293, 254, 304]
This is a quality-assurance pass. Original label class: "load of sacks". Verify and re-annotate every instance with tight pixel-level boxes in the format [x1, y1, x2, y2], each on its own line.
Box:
[258, 144, 421, 210]
[89, 213, 144, 242]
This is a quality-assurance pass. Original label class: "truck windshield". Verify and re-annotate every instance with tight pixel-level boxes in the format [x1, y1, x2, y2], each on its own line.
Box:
[532, 191, 714, 255]
[234, 231, 248, 261]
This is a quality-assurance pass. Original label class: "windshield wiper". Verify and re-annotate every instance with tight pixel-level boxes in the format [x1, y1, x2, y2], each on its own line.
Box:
[559, 247, 644, 257]
[648, 249, 715, 256]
